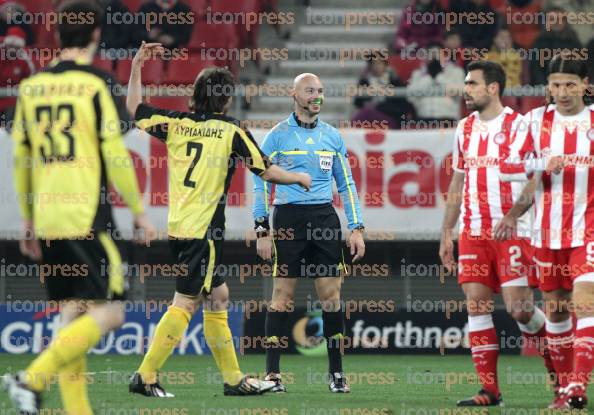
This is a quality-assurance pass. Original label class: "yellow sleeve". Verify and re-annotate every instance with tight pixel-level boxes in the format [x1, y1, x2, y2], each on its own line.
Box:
[232, 127, 270, 175]
[96, 84, 144, 216]
[11, 97, 32, 220]
[134, 103, 178, 142]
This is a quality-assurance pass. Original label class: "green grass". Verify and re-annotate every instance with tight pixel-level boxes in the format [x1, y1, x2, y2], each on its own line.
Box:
[0, 354, 577, 415]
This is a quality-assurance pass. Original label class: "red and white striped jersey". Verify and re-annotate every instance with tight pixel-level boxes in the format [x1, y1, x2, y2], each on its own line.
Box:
[452, 106, 532, 237]
[504, 104, 594, 249]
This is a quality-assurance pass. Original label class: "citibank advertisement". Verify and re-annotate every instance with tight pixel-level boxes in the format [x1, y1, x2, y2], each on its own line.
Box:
[0, 304, 243, 355]
[242, 308, 523, 355]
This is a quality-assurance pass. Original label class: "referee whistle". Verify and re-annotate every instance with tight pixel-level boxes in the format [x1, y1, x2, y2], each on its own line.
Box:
[312, 97, 323, 105]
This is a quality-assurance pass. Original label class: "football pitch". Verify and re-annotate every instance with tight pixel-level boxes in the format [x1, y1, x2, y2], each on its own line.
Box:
[0, 354, 576, 415]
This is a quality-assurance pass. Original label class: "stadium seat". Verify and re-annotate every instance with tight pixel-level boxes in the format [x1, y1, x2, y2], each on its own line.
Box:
[117, 58, 164, 85]
[196, 21, 239, 50]
[145, 96, 190, 112]
[388, 56, 423, 83]
[189, 0, 210, 18]
[165, 54, 216, 84]
[93, 57, 115, 73]
[122, 0, 146, 12]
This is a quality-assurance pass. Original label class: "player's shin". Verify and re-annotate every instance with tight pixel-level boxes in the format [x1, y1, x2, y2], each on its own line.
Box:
[24, 314, 102, 392]
[468, 314, 500, 396]
[323, 309, 345, 374]
[203, 310, 243, 385]
[59, 356, 92, 415]
[138, 306, 191, 384]
[265, 309, 289, 375]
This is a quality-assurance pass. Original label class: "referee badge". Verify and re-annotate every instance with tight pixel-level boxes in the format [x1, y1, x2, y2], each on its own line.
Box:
[319, 153, 333, 173]
[493, 132, 507, 145]
[587, 128, 594, 141]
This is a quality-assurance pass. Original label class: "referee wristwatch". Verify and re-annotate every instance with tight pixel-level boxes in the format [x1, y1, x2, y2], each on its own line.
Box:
[353, 225, 365, 232]
[255, 216, 270, 238]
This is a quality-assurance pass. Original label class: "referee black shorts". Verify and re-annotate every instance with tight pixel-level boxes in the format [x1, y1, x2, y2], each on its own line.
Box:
[272, 203, 346, 278]
[169, 236, 225, 297]
[41, 231, 126, 301]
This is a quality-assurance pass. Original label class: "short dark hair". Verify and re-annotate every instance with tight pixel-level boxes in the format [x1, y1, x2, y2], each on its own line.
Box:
[467, 60, 506, 97]
[191, 67, 235, 113]
[57, 1, 102, 48]
[548, 52, 587, 79]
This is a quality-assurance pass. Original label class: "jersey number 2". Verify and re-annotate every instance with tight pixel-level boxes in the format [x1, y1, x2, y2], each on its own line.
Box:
[183, 142, 203, 188]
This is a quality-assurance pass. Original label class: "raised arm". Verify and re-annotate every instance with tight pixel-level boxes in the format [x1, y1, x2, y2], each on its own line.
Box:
[126, 42, 164, 116]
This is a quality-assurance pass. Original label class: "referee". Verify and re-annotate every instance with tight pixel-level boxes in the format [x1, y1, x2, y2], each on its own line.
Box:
[253, 73, 365, 393]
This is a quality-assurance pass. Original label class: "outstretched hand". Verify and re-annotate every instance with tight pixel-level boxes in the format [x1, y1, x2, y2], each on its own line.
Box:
[131, 41, 165, 69]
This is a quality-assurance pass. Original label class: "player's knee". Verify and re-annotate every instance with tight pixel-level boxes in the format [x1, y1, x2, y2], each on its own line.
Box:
[172, 294, 200, 315]
[204, 284, 229, 311]
[89, 305, 125, 333]
[272, 286, 294, 304]
[572, 289, 594, 318]
[508, 309, 532, 324]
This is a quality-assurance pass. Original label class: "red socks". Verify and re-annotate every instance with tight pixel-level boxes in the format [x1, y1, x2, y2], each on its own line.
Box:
[546, 318, 574, 388]
[468, 315, 500, 396]
[571, 317, 594, 386]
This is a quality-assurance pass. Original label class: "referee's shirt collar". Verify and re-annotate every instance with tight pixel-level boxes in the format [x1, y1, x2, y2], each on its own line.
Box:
[289, 112, 318, 129]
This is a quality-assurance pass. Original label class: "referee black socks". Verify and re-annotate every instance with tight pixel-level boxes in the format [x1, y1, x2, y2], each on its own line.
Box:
[323, 310, 345, 374]
[265, 309, 289, 374]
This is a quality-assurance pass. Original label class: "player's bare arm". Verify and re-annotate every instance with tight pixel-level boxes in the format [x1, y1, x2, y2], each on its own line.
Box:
[126, 42, 165, 115]
[260, 164, 312, 191]
[439, 171, 464, 274]
[494, 173, 540, 241]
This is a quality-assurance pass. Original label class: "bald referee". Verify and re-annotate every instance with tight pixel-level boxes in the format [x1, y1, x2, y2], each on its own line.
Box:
[253, 73, 365, 393]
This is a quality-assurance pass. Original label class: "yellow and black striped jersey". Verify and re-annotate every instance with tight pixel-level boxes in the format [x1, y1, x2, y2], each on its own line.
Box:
[11, 58, 143, 239]
[134, 104, 270, 239]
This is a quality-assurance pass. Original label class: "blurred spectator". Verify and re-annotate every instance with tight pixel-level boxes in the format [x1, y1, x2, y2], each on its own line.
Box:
[448, 0, 500, 50]
[546, 0, 593, 45]
[394, 0, 444, 50]
[442, 31, 465, 68]
[133, 0, 193, 48]
[506, 0, 542, 49]
[484, 28, 522, 87]
[352, 55, 416, 129]
[407, 43, 464, 122]
[259, 0, 290, 41]
[529, 7, 581, 85]
[0, 26, 34, 125]
[100, 0, 134, 52]
[0, 1, 34, 46]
